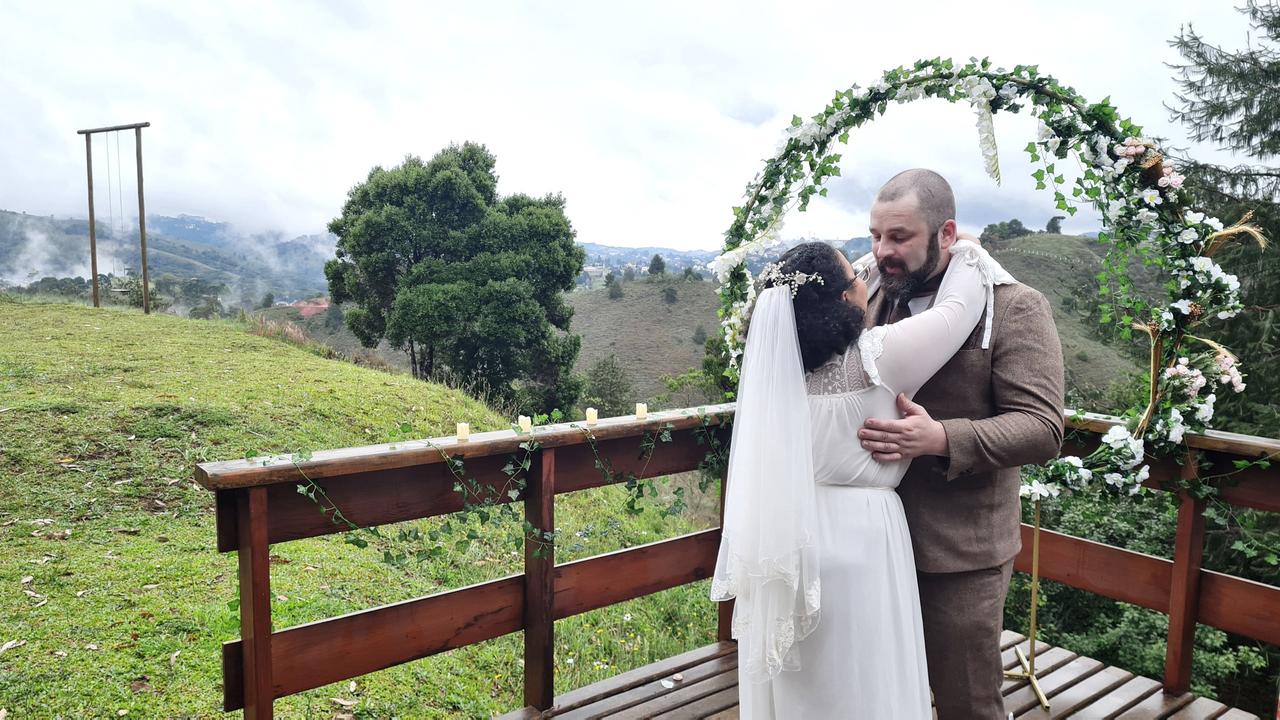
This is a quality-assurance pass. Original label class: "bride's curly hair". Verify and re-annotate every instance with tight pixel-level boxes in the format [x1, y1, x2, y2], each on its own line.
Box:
[748, 242, 865, 373]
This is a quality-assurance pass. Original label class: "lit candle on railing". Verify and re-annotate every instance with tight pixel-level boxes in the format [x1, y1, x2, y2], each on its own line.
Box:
[456, 422, 470, 442]
[635, 403, 648, 420]
[518, 415, 532, 433]
[585, 408, 598, 426]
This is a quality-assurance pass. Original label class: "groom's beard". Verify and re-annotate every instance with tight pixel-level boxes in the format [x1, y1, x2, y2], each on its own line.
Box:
[879, 236, 941, 298]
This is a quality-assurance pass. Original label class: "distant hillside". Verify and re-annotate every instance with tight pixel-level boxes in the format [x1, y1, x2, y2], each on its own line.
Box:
[0, 210, 333, 302]
[568, 278, 721, 402]
[989, 233, 1144, 402]
[580, 237, 871, 275]
[580, 243, 718, 272]
[257, 233, 1138, 410]
[13, 210, 1134, 408]
[566, 234, 1143, 408]
[257, 302, 413, 372]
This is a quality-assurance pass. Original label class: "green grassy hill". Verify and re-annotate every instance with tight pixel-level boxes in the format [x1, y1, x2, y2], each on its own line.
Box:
[567, 278, 720, 402]
[562, 239, 1143, 409]
[251, 234, 1141, 415]
[990, 233, 1144, 404]
[256, 303, 413, 372]
[0, 298, 715, 717]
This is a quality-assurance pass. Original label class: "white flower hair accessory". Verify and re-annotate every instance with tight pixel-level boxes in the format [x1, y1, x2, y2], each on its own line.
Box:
[758, 262, 826, 298]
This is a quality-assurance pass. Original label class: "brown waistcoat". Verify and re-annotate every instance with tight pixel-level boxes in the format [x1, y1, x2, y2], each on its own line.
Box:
[868, 282, 1066, 573]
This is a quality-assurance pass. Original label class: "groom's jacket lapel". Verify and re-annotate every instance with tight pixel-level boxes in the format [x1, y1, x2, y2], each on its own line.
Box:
[864, 290, 888, 330]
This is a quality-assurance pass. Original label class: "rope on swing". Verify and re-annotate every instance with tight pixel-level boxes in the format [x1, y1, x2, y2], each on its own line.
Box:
[115, 130, 126, 238]
[104, 131, 116, 241]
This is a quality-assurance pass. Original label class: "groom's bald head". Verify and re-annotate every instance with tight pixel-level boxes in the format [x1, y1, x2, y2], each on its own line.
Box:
[870, 169, 958, 295]
[875, 169, 956, 238]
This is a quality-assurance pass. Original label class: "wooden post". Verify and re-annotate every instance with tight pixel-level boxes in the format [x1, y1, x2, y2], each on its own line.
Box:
[134, 126, 150, 314]
[237, 487, 274, 719]
[524, 448, 556, 709]
[1164, 449, 1206, 694]
[84, 133, 100, 307]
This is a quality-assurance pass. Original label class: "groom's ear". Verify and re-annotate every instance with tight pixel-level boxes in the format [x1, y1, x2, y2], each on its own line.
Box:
[938, 219, 958, 251]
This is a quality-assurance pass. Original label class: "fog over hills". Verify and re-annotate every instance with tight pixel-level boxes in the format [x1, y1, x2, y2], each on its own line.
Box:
[1, 206, 882, 304]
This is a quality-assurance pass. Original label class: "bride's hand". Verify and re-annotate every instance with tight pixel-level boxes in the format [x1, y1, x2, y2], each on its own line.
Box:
[956, 231, 980, 245]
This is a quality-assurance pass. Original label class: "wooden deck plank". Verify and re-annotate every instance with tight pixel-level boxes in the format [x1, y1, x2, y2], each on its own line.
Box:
[537, 642, 736, 717]
[651, 686, 740, 719]
[503, 641, 1258, 720]
[1003, 639, 1052, 671]
[605, 670, 739, 720]
[1215, 709, 1260, 720]
[1004, 655, 1105, 716]
[553, 654, 737, 720]
[1002, 630, 1029, 649]
[1167, 696, 1230, 719]
[1114, 690, 1196, 719]
[1068, 675, 1162, 719]
[1001, 647, 1077, 694]
[1014, 665, 1132, 719]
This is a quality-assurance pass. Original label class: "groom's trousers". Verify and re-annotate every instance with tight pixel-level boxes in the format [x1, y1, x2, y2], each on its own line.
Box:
[917, 560, 1015, 720]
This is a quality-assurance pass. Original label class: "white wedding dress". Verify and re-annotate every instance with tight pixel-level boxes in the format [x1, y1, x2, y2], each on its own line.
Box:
[717, 242, 1009, 719]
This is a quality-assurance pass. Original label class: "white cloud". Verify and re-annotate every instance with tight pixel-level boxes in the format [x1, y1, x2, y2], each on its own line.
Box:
[0, 0, 1254, 249]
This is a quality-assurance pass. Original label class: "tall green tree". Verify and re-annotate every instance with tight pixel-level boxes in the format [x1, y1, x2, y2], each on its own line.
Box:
[325, 144, 586, 412]
[1169, 1, 1280, 435]
[648, 254, 666, 276]
[1045, 215, 1065, 234]
[581, 355, 635, 417]
[979, 218, 1029, 244]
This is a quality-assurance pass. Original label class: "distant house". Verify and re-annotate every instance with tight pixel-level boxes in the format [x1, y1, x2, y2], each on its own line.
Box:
[291, 297, 330, 318]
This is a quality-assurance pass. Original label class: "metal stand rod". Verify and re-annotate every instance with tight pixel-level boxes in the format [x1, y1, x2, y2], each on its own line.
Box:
[1003, 498, 1050, 711]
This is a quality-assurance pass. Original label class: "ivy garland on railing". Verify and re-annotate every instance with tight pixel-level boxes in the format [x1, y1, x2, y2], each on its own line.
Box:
[705, 56, 1268, 504]
[288, 408, 733, 568]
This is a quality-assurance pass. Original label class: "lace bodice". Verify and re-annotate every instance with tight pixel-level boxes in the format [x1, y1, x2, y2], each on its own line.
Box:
[804, 342, 872, 395]
[803, 324, 893, 396]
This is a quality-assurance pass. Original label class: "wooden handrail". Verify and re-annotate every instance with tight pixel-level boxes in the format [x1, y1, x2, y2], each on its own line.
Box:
[196, 405, 1280, 716]
[195, 404, 735, 491]
[1064, 409, 1280, 459]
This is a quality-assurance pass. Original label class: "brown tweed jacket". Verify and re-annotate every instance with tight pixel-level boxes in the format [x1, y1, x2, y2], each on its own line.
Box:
[868, 281, 1065, 573]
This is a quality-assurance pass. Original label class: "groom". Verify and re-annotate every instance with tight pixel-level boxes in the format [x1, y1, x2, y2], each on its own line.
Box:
[857, 169, 1065, 719]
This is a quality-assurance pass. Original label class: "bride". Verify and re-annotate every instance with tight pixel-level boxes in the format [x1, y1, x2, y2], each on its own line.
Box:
[710, 236, 1012, 718]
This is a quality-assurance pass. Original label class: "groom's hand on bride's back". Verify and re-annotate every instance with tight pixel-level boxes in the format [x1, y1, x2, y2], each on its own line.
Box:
[859, 393, 949, 462]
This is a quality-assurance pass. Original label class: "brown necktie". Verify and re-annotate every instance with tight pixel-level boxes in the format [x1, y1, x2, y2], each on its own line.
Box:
[888, 297, 914, 324]
[881, 272, 946, 325]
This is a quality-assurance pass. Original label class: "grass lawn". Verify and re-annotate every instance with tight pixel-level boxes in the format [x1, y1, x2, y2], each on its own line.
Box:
[0, 297, 718, 718]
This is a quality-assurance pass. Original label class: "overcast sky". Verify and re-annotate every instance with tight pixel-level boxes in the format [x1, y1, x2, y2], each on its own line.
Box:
[0, 1, 1255, 250]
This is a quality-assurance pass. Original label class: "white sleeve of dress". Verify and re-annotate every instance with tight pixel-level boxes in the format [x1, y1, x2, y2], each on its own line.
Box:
[867, 242, 989, 397]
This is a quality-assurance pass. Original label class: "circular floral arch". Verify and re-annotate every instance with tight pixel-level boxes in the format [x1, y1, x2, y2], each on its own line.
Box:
[707, 57, 1264, 498]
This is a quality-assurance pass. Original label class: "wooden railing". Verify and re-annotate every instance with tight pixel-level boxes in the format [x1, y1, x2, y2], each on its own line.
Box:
[1029, 411, 1280, 694]
[196, 406, 736, 719]
[195, 405, 1280, 718]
